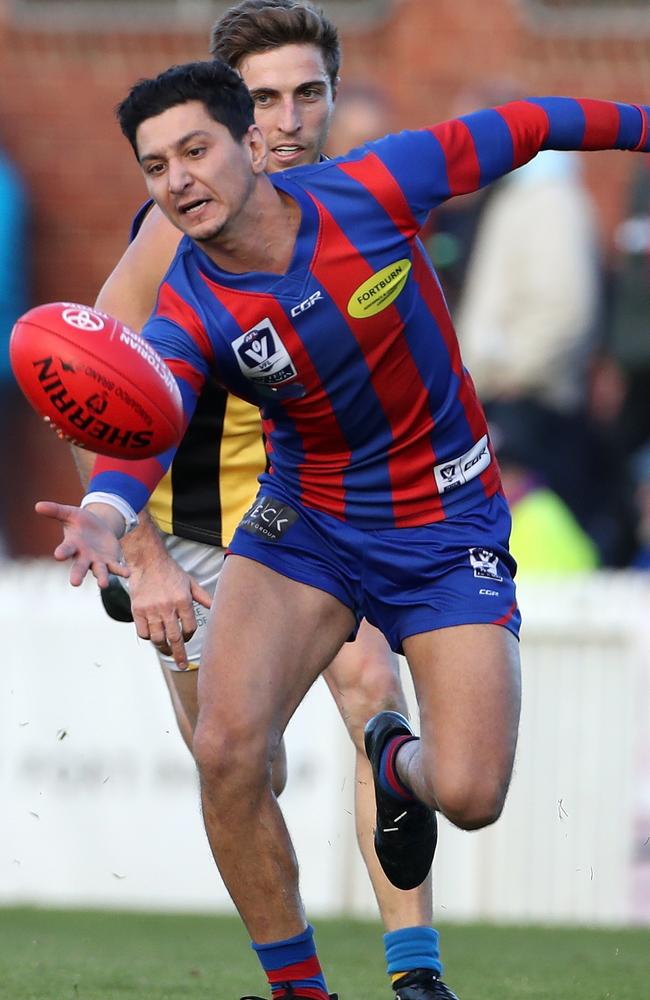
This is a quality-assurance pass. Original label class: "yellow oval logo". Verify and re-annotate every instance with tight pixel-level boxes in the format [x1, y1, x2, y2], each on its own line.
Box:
[347, 259, 412, 319]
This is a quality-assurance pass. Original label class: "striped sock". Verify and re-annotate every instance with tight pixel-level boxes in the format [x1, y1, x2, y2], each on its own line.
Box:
[378, 734, 418, 801]
[384, 926, 443, 985]
[252, 924, 329, 1000]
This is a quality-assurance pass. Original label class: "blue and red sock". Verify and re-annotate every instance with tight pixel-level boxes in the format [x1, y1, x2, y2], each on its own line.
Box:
[378, 734, 419, 801]
[252, 924, 329, 1000]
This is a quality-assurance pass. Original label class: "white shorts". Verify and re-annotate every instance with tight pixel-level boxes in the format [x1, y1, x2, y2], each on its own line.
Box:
[121, 533, 225, 672]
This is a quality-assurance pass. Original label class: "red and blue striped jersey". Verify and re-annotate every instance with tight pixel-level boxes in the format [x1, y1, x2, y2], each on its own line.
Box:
[90, 97, 650, 528]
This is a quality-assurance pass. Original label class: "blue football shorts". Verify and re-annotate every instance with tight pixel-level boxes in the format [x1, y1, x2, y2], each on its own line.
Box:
[228, 490, 521, 653]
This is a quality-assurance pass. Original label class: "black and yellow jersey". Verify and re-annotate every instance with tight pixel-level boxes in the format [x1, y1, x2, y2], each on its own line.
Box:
[148, 375, 265, 547]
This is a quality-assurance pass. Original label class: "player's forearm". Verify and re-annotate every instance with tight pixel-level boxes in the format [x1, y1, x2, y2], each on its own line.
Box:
[120, 508, 168, 568]
[71, 444, 96, 489]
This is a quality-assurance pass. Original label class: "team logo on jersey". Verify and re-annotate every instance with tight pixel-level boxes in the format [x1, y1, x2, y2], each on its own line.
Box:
[468, 547, 503, 583]
[239, 495, 299, 542]
[433, 435, 491, 494]
[232, 318, 297, 387]
[347, 259, 412, 319]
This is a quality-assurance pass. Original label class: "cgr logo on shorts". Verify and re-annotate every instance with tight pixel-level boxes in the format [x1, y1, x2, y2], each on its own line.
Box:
[240, 495, 299, 542]
[232, 318, 297, 386]
[469, 547, 503, 582]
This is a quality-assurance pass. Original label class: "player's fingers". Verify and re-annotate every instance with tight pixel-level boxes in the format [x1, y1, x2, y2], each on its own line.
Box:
[67, 555, 93, 588]
[35, 500, 71, 522]
[132, 609, 153, 642]
[178, 604, 198, 642]
[190, 580, 213, 610]
[161, 619, 189, 670]
[108, 559, 130, 579]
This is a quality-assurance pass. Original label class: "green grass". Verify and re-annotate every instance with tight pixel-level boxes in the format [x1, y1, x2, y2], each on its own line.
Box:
[0, 908, 648, 1000]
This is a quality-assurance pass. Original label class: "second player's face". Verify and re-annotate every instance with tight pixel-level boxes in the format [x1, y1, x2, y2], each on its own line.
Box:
[135, 101, 260, 243]
[238, 43, 336, 172]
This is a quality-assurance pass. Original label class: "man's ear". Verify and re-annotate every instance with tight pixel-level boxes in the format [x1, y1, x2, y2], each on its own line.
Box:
[247, 123, 268, 174]
[332, 76, 341, 103]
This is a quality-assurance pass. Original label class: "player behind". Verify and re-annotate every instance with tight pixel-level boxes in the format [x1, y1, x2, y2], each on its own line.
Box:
[42, 60, 650, 1000]
[73, 2, 445, 997]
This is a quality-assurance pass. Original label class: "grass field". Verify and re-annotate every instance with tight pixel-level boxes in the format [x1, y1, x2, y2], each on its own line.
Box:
[1, 907, 648, 1000]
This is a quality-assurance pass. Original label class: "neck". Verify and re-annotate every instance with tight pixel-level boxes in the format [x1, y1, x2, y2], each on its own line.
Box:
[200, 175, 300, 275]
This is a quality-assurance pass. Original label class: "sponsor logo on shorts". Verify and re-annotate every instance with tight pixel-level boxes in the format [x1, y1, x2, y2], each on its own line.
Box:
[469, 547, 503, 582]
[434, 435, 491, 494]
[347, 259, 412, 319]
[239, 495, 299, 542]
[479, 588, 499, 597]
[232, 318, 297, 386]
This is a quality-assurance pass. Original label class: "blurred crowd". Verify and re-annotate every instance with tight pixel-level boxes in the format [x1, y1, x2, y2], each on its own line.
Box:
[2, 82, 650, 573]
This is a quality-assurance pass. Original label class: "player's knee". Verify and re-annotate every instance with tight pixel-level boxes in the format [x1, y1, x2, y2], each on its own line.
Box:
[435, 774, 509, 831]
[193, 719, 273, 801]
[339, 662, 406, 751]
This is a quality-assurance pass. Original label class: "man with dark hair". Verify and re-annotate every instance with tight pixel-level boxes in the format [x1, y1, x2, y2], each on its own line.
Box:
[76, 3, 445, 998]
[46, 57, 650, 1000]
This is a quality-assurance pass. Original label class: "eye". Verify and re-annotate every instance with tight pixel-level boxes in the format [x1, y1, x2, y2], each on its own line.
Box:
[187, 146, 206, 158]
[253, 93, 273, 108]
[145, 162, 165, 176]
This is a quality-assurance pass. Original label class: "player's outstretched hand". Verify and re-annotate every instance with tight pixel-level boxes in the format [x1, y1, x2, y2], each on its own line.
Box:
[122, 515, 212, 670]
[35, 501, 129, 589]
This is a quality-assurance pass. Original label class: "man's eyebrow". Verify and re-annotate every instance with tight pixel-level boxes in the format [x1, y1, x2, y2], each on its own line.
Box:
[249, 79, 327, 96]
[139, 130, 211, 163]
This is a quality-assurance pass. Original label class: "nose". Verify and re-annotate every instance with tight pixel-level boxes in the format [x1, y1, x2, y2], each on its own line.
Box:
[167, 159, 193, 194]
[278, 98, 301, 134]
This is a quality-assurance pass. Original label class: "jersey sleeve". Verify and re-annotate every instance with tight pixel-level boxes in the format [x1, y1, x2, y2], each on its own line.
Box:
[364, 97, 649, 224]
[87, 312, 212, 513]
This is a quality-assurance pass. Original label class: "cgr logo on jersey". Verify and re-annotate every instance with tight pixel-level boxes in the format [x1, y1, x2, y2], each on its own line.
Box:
[232, 318, 297, 386]
[469, 548, 503, 582]
[239, 495, 299, 542]
[347, 259, 412, 319]
[434, 435, 491, 494]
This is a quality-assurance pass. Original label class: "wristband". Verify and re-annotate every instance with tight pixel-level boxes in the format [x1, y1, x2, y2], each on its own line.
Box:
[81, 492, 139, 538]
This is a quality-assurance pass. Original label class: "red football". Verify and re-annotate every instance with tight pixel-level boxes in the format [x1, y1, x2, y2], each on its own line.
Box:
[10, 301, 184, 459]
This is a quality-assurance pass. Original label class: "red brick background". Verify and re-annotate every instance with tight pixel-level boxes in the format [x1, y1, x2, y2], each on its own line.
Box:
[1, 0, 649, 555]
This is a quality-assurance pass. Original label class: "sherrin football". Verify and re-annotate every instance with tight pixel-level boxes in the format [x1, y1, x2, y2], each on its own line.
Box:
[10, 301, 184, 459]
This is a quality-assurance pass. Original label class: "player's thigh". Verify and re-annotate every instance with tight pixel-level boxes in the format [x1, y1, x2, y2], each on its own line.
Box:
[197, 554, 357, 740]
[403, 623, 521, 809]
[323, 619, 405, 749]
[159, 661, 199, 745]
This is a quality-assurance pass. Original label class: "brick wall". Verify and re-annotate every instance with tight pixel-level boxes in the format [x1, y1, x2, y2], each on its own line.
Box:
[1, 0, 649, 555]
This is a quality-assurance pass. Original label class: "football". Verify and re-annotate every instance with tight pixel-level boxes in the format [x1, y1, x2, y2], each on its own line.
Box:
[10, 301, 184, 459]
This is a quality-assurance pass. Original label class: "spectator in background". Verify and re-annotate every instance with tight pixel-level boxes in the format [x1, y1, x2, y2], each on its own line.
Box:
[324, 81, 394, 156]
[0, 143, 30, 558]
[605, 160, 650, 455]
[450, 135, 636, 565]
[490, 416, 600, 574]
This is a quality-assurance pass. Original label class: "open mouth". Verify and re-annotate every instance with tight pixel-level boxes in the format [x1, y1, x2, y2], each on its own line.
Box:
[180, 199, 209, 215]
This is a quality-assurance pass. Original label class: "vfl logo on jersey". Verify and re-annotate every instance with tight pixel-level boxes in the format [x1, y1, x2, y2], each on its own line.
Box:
[469, 548, 503, 583]
[239, 495, 299, 542]
[434, 435, 491, 494]
[232, 318, 297, 387]
[347, 259, 412, 319]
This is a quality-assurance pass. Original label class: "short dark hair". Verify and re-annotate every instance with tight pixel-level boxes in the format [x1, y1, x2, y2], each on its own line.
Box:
[210, 0, 340, 90]
[116, 60, 255, 156]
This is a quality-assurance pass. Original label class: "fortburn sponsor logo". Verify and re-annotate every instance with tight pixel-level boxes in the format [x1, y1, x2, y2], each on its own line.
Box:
[32, 356, 154, 450]
[347, 259, 412, 319]
[239, 495, 299, 542]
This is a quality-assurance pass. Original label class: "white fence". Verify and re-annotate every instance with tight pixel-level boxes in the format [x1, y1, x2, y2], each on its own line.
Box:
[2, 561, 650, 926]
